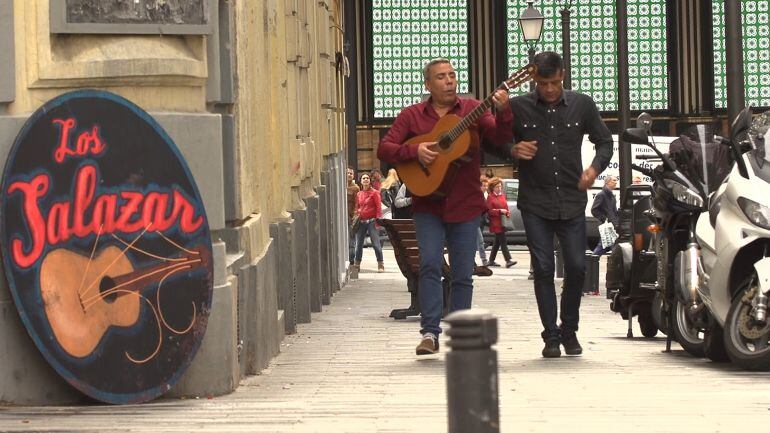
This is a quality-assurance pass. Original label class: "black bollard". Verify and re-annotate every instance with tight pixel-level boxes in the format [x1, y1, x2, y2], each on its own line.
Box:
[445, 309, 499, 433]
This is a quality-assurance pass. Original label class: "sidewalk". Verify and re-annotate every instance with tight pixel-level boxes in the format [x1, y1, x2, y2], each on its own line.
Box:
[0, 248, 769, 432]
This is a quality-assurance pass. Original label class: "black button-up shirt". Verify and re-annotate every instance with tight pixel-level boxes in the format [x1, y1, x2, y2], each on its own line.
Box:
[510, 90, 613, 220]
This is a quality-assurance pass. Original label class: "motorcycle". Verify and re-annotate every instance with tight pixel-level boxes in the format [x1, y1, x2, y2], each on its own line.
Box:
[694, 109, 770, 370]
[624, 108, 770, 370]
[607, 115, 659, 338]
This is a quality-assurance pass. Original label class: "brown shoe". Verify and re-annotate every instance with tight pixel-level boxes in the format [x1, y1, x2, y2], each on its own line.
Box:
[416, 333, 439, 355]
[473, 265, 493, 277]
[378, 261, 385, 273]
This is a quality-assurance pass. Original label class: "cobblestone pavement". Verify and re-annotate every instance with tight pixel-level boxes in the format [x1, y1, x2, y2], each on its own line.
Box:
[0, 248, 769, 432]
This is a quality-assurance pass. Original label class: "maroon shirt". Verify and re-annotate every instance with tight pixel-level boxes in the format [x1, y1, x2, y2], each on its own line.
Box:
[377, 97, 513, 223]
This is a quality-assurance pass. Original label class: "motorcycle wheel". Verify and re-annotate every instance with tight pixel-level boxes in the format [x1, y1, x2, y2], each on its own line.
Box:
[651, 292, 667, 335]
[638, 308, 658, 338]
[703, 315, 729, 362]
[672, 301, 705, 357]
[724, 281, 770, 371]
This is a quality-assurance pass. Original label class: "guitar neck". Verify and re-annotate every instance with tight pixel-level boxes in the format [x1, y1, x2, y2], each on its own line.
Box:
[438, 64, 533, 149]
[444, 91, 498, 144]
[108, 247, 209, 293]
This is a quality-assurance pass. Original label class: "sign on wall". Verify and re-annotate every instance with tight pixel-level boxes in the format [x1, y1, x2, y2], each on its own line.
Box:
[0, 90, 213, 404]
[50, 0, 213, 34]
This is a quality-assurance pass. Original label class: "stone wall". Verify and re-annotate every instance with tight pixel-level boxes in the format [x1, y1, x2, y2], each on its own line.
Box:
[0, 0, 348, 404]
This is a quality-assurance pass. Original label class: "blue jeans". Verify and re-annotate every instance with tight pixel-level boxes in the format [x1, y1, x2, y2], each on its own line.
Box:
[354, 219, 383, 262]
[521, 212, 586, 341]
[476, 228, 487, 262]
[348, 229, 356, 264]
[413, 213, 480, 336]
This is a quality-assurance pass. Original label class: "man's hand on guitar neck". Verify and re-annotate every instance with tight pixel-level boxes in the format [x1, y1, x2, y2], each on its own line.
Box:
[512, 140, 538, 160]
[491, 89, 511, 111]
[417, 141, 439, 166]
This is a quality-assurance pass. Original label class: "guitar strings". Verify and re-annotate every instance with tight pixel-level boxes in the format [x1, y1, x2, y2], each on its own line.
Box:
[156, 230, 199, 256]
[109, 232, 187, 263]
[79, 223, 153, 301]
[117, 290, 163, 365]
[156, 266, 197, 335]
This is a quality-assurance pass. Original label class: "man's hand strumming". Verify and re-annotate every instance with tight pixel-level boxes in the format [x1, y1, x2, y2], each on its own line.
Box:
[417, 141, 439, 166]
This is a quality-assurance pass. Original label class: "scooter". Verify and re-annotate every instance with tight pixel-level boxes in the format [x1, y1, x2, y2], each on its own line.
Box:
[693, 109, 770, 370]
[606, 113, 659, 338]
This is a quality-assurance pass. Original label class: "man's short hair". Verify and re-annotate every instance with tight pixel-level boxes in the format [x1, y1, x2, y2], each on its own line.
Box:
[533, 51, 564, 78]
[604, 175, 617, 185]
[423, 58, 452, 81]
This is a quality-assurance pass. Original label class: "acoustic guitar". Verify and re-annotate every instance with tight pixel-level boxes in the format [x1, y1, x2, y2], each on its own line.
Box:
[39, 244, 210, 358]
[397, 64, 535, 198]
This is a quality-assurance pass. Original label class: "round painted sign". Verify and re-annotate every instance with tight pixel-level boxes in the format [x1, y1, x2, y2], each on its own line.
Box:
[0, 90, 213, 404]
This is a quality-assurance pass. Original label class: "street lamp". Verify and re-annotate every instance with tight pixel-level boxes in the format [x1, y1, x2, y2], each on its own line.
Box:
[560, 0, 574, 89]
[518, 1, 544, 90]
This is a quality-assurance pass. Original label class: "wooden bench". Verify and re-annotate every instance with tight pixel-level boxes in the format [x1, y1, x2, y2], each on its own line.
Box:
[377, 218, 492, 320]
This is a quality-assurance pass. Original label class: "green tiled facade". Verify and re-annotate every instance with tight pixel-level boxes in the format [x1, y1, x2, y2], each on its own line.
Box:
[371, 0, 470, 118]
[712, 0, 770, 109]
[506, 0, 668, 111]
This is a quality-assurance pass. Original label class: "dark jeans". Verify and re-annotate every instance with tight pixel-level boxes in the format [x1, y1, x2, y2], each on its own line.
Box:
[593, 242, 611, 255]
[488, 232, 511, 262]
[522, 212, 586, 342]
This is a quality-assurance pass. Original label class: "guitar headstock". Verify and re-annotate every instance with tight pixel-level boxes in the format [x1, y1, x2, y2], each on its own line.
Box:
[501, 64, 536, 91]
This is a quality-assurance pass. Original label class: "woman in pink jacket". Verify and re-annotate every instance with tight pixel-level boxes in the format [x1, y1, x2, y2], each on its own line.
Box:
[486, 178, 516, 268]
[353, 173, 385, 272]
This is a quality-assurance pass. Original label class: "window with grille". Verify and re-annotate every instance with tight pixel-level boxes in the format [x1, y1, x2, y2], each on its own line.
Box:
[505, 0, 668, 111]
[371, 0, 470, 119]
[712, 0, 770, 109]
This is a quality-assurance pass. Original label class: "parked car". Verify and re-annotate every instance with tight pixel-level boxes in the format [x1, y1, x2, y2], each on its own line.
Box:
[483, 178, 527, 245]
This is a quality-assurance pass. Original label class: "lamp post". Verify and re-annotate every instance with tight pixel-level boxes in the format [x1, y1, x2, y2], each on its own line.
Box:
[560, 0, 574, 90]
[518, 1, 544, 91]
[617, 0, 632, 192]
[725, 0, 745, 129]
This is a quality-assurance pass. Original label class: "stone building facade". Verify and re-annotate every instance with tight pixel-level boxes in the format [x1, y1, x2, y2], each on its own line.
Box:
[0, 0, 349, 404]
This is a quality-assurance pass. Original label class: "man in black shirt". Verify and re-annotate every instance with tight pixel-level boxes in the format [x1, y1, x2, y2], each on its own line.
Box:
[510, 51, 613, 358]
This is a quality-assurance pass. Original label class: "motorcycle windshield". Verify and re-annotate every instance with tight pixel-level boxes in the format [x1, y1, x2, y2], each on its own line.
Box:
[668, 124, 733, 194]
[748, 110, 770, 181]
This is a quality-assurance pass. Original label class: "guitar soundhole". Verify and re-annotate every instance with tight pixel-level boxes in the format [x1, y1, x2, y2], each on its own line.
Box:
[99, 277, 118, 303]
[438, 135, 452, 150]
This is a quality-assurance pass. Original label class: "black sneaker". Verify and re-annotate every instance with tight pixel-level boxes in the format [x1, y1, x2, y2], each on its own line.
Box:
[487, 261, 500, 267]
[505, 260, 517, 268]
[542, 340, 561, 358]
[561, 334, 583, 356]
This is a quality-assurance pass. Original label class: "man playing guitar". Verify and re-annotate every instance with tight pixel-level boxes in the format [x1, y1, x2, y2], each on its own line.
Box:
[377, 58, 514, 355]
